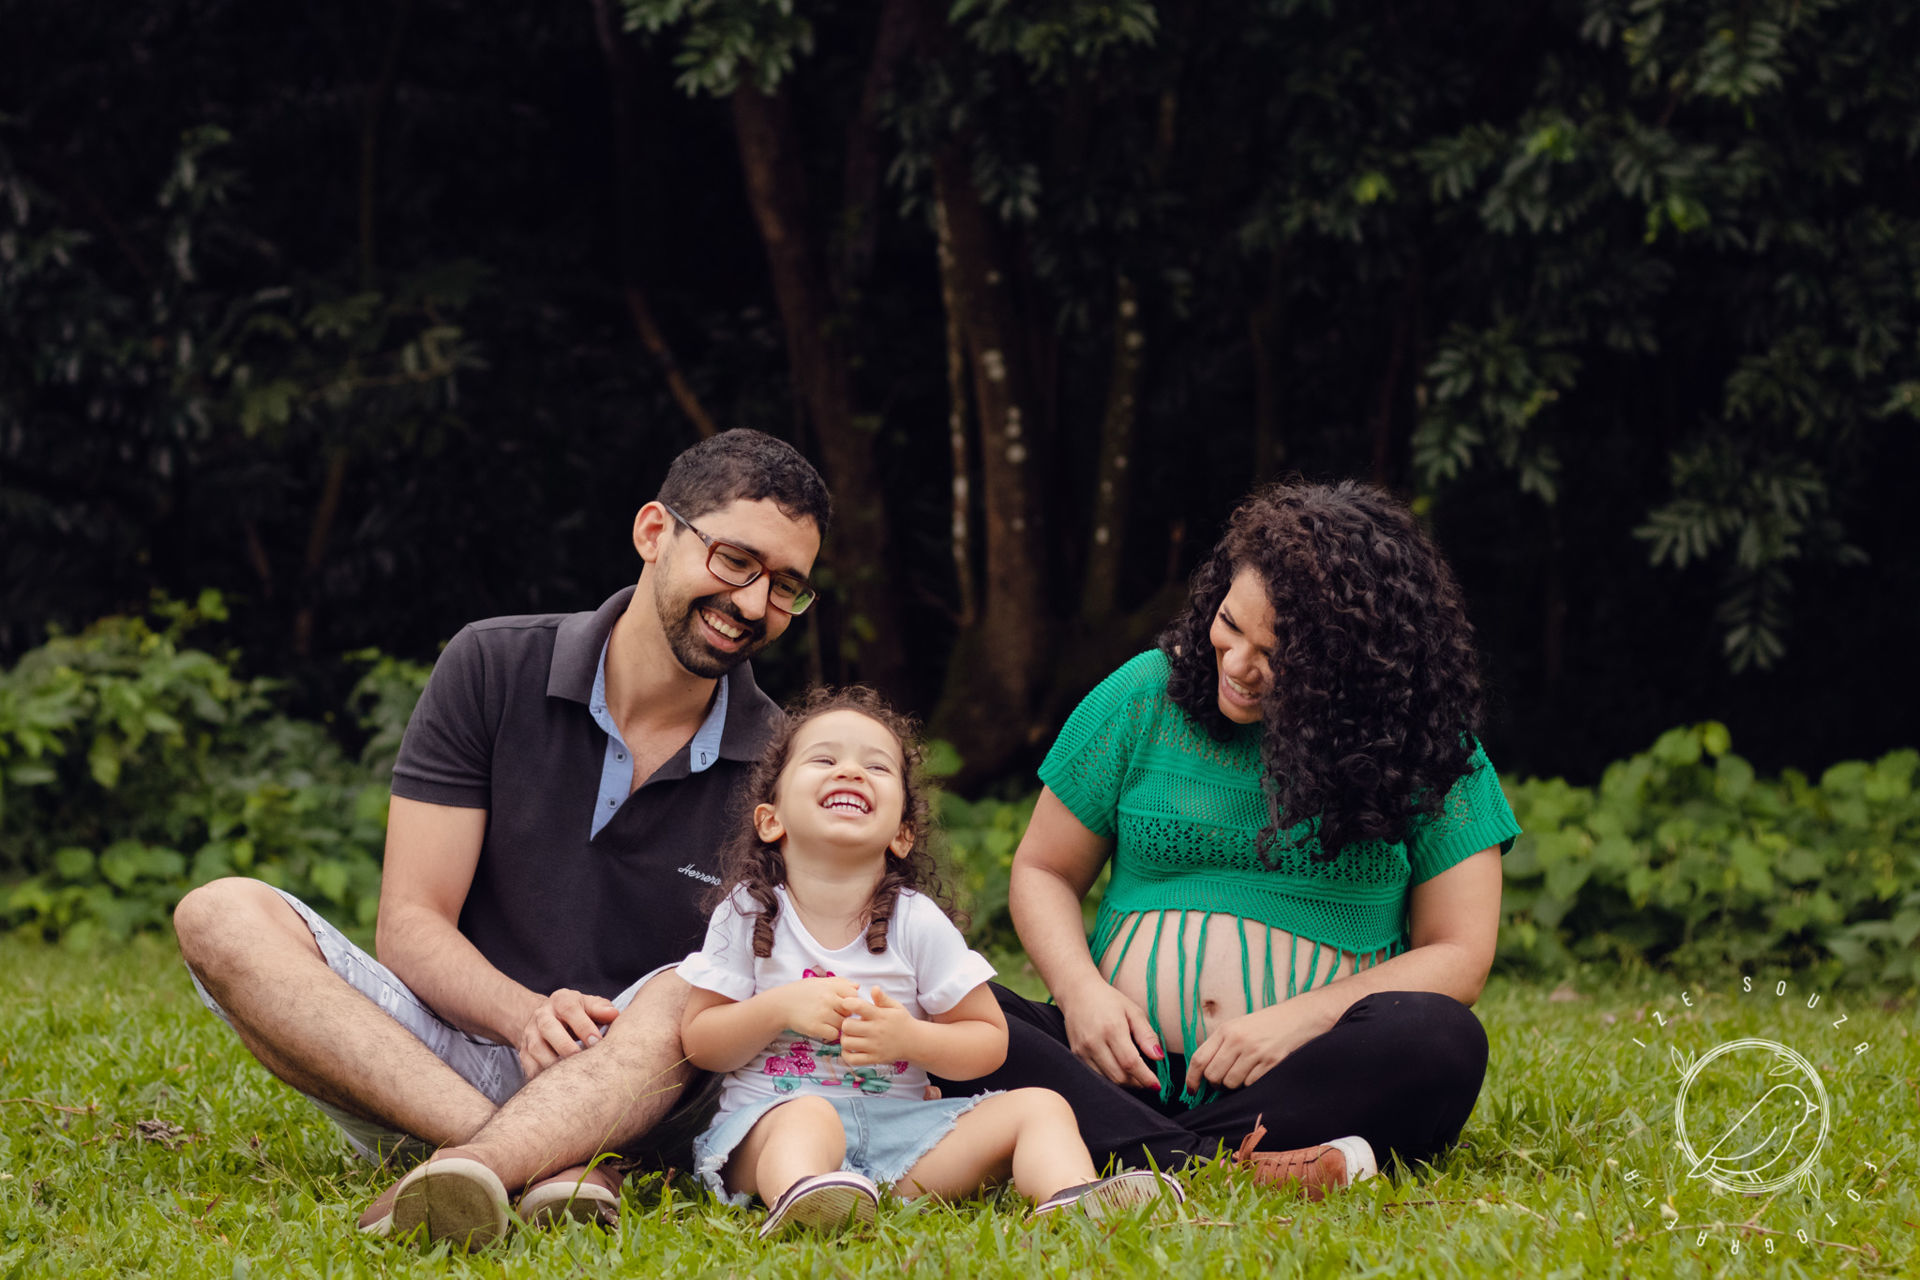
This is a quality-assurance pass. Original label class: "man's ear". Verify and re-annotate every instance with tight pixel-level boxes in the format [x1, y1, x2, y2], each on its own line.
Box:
[633, 502, 673, 564]
[753, 802, 785, 845]
[888, 825, 914, 858]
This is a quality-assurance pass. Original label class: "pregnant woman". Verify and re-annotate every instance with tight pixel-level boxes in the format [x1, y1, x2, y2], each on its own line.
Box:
[944, 480, 1520, 1197]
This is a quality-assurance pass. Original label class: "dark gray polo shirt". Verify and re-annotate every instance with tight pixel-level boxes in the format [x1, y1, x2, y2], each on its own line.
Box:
[389, 586, 781, 999]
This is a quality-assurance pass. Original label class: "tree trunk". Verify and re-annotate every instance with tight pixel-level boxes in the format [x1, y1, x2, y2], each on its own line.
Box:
[1370, 264, 1420, 490]
[291, 445, 349, 658]
[934, 202, 977, 630]
[927, 138, 1052, 784]
[730, 81, 908, 696]
[357, 0, 413, 288]
[1080, 75, 1178, 624]
[836, 0, 914, 297]
[1543, 502, 1567, 699]
[1079, 275, 1141, 621]
[1249, 249, 1287, 482]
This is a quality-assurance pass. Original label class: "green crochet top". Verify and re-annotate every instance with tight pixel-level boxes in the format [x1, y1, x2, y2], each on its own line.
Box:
[1039, 650, 1520, 1106]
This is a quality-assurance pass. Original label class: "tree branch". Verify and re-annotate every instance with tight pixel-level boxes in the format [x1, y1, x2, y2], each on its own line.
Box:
[358, 0, 414, 287]
[590, 0, 721, 441]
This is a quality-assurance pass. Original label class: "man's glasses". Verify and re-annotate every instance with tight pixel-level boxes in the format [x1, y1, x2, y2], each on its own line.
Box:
[661, 503, 816, 615]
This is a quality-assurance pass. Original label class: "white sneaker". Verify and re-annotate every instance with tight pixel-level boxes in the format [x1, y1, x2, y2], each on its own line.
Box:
[385, 1155, 513, 1251]
[758, 1171, 881, 1239]
[1031, 1169, 1185, 1220]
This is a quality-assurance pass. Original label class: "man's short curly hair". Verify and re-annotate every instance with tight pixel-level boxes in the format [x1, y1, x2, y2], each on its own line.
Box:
[658, 429, 832, 537]
[1157, 480, 1485, 864]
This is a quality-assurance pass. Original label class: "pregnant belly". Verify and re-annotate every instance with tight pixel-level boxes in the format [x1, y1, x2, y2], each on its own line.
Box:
[1096, 911, 1387, 1055]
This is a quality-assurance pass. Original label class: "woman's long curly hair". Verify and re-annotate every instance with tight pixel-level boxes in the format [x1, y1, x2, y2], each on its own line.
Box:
[1158, 480, 1485, 865]
[705, 685, 963, 957]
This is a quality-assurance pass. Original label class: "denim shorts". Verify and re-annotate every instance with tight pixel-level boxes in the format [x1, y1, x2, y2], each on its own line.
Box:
[189, 885, 714, 1164]
[693, 1091, 1000, 1205]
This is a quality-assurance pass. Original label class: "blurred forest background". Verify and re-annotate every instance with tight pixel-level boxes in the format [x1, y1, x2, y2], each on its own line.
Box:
[5, 0, 1918, 793]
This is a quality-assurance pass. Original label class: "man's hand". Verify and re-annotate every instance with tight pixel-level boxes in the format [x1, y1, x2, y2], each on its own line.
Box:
[517, 988, 620, 1079]
[1058, 979, 1163, 1088]
[1183, 1000, 1326, 1092]
[776, 975, 862, 1043]
[838, 987, 920, 1067]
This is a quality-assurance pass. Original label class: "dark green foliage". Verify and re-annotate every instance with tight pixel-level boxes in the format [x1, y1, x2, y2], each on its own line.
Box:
[5, 595, 1912, 988]
[939, 721, 1920, 988]
[934, 787, 1039, 956]
[0, 594, 428, 946]
[7, 2, 1912, 871]
[1407, 0, 1920, 672]
[0, 117, 483, 662]
[1501, 723, 1920, 987]
[3, 0, 1915, 811]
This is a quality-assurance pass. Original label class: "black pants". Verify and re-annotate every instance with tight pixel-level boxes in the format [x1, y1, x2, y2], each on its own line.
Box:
[932, 984, 1489, 1173]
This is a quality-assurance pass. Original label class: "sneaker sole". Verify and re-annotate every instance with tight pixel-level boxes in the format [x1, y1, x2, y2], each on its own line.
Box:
[761, 1182, 879, 1237]
[1076, 1172, 1184, 1220]
[517, 1178, 620, 1229]
[1325, 1136, 1378, 1185]
[514, 1174, 618, 1235]
[389, 1157, 511, 1251]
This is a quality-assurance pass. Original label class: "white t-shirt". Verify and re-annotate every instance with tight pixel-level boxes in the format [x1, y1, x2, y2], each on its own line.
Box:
[676, 885, 996, 1120]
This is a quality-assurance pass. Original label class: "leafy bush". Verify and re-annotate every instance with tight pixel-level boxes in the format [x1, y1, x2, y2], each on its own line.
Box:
[1500, 723, 1920, 987]
[0, 594, 428, 946]
[7, 602, 1914, 993]
[935, 723, 1920, 991]
[935, 789, 1037, 956]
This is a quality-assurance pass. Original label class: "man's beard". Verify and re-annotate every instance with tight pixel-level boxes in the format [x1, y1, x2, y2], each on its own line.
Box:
[660, 591, 769, 679]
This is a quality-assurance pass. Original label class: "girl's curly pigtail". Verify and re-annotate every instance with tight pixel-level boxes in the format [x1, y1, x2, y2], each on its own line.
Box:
[863, 867, 908, 953]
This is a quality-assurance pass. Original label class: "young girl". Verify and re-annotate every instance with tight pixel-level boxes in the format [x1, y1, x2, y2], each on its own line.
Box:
[677, 687, 1184, 1237]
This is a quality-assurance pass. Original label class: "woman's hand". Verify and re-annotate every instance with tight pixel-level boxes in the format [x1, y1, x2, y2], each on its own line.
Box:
[1058, 977, 1164, 1089]
[1183, 999, 1329, 1092]
[1008, 789, 1158, 1086]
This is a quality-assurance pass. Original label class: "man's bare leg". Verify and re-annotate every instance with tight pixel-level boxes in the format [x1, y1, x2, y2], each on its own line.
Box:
[175, 877, 497, 1147]
[424, 970, 698, 1192]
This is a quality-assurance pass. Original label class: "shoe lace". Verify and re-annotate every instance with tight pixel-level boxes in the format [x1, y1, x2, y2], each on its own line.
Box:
[1233, 1112, 1271, 1165]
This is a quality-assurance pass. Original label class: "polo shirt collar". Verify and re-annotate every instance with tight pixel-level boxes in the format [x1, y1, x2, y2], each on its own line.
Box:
[549, 587, 633, 703]
[590, 634, 727, 761]
[714, 661, 780, 762]
[550, 585, 782, 762]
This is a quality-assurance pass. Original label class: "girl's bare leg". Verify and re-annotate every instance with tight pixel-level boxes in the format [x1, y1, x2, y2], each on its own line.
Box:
[896, 1088, 1098, 1202]
[726, 1096, 848, 1205]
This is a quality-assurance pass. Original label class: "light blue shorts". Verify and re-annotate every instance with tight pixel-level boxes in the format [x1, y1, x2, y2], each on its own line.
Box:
[188, 885, 668, 1164]
[693, 1090, 1001, 1206]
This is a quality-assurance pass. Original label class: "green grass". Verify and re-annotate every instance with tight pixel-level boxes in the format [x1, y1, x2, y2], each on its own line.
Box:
[1, 936, 1914, 1278]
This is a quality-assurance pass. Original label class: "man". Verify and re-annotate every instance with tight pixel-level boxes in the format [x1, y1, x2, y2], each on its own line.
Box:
[174, 429, 830, 1248]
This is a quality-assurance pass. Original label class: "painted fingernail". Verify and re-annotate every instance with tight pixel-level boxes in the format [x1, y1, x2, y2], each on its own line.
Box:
[1148, 1045, 1163, 1059]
